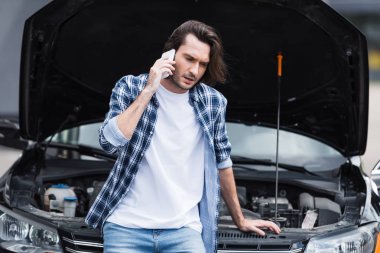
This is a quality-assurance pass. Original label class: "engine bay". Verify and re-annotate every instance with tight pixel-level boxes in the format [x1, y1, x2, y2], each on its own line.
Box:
[19, 157, 366, 231]
[218, 182, 359, 230]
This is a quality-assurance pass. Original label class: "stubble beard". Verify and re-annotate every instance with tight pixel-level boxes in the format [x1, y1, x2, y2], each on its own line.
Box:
[169, 73, 198, 92]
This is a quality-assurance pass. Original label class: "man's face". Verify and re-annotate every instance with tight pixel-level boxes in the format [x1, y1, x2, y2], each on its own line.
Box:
[164, 34, 210, 93]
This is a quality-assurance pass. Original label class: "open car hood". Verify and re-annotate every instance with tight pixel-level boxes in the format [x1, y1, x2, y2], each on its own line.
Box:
[20, 0, 368, 156]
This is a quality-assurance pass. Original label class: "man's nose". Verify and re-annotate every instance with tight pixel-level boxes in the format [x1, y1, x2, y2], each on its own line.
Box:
[189, 62, 199, 76]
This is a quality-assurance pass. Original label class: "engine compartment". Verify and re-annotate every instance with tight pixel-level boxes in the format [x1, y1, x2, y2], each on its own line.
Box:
[217, 165, 367, 229]
[218, 182, 357, 230]
[5, 149, 367, 231]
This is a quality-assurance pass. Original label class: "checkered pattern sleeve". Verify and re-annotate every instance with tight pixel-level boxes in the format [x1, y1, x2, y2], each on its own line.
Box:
[214, 95, 232, 168]
[98, 75, 143, 154]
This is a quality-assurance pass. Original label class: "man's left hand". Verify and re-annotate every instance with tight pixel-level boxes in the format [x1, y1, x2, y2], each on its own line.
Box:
[237, 219, 281, 236]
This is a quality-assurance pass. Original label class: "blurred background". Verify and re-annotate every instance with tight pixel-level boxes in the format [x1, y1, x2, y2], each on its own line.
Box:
[0, 0, 379, 174]
[324, 0, 380, 173]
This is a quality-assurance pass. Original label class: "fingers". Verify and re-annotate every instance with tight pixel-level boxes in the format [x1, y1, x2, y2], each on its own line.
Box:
[258, 220, 281, 234]
[268, 223, 281, 234]
[153, 58, 175, 75]
[147, 58, 176, 91]
[241, 219, 281, 236]
[249, 226, 266, 236]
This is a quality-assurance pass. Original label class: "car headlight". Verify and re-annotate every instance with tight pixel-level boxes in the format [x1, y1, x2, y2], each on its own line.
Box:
[0, 212, 62, 253]
[304, 223, 378, 253]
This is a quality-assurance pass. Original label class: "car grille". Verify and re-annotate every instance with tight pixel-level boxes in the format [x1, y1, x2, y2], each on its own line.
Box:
[217, 229, 307, 253]
[218, 250, 303, 253]
[59, 228, 307, 253]
[59, 230, 103, 253]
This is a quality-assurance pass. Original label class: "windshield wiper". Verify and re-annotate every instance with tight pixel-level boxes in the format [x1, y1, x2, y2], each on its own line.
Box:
[231, 155, 319, 177]
[44, 142, 117, 162]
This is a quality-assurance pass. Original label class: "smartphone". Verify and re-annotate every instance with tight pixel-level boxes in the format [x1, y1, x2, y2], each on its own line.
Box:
[161, 49, 175, 79]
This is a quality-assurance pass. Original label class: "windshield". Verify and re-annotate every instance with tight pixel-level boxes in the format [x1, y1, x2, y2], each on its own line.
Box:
[50, 122, 346, 171]
[227, 123, 346, 171]
[51, 123, 101, 149]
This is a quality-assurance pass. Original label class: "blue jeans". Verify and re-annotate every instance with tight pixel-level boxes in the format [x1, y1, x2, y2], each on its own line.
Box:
[103, 222, 206, 253]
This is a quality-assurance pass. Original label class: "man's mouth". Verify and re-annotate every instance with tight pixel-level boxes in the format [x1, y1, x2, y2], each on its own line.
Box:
[183, 76, 196, 84]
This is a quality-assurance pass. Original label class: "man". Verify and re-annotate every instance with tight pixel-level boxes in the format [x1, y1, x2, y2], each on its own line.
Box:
[85, 20, 280, 253]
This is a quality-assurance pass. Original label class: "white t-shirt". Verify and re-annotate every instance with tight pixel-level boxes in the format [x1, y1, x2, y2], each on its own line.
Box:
[107, 84, 205, 233]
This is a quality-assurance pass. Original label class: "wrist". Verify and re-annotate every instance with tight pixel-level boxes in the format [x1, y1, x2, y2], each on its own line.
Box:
[142, 85, 156, 96]
[235, 216, 246, 228]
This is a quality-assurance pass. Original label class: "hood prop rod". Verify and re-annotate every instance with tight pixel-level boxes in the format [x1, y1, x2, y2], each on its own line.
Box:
[274, 52, 283, 225]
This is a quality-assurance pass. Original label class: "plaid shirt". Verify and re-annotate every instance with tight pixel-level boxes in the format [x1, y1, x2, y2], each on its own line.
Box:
[85, 74, 232, 253]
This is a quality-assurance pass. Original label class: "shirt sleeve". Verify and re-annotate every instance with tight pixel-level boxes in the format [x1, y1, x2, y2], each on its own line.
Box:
[214, 95, 233, 170]
[98, 75, 138, 154]
[217, 157, 233, 169]
[103, 116, 129, 147]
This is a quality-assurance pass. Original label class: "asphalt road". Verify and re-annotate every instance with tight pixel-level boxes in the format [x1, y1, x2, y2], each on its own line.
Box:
[1, 83, 379, 176]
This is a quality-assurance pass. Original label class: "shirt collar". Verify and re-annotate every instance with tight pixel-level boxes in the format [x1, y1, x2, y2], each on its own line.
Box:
[189, 84, 201, 103]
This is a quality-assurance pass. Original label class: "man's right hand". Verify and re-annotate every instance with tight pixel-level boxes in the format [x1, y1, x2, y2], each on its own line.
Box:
[146, 57, 175, 93]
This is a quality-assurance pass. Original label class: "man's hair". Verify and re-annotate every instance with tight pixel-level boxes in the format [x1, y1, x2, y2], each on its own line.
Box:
[163, 20, 227, 85]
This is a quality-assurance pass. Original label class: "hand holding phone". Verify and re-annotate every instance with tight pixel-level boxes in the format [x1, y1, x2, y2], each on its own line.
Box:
[161, 49, 175, 79]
